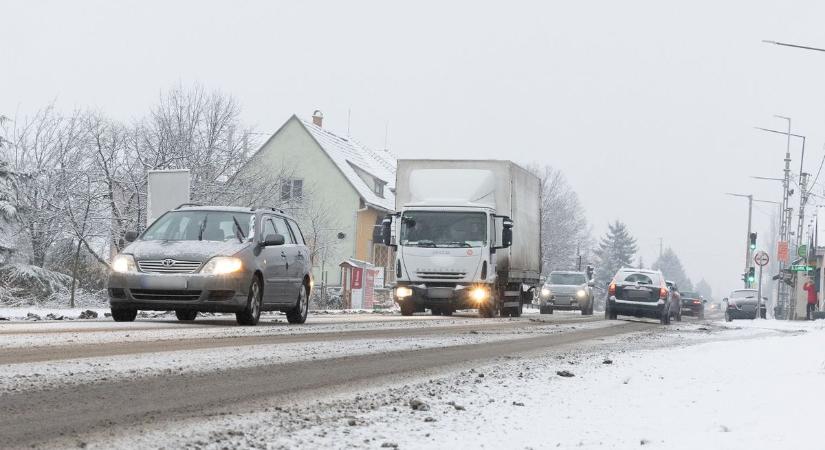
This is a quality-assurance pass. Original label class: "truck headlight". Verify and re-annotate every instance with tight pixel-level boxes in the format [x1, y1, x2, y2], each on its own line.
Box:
[577, 289, 586, 298]
[396, 286, 413, 298]
[200, 257, 243, 275]
[541, 288, 551, 297]
[112, 254, 137, 273]
[470, 287, 489, 302]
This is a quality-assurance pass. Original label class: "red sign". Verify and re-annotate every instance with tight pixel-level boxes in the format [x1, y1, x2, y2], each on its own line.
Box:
[777, 241, 789, 263]
[363, 269, 376, 308]
[351, 267, 363, 289]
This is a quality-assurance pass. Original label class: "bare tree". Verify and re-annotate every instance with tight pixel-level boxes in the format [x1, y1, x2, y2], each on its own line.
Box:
[528, 164, 591, 273]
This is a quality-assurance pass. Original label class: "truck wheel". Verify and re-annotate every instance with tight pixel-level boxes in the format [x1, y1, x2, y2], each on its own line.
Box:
[479, 302, 495, 318]
[400, 301, 415, 316]
[111, 307, 137, 322]
[175, 310, 197, 321]
[442, 308, 454, 316]
[539, 305, 552, 314]
[509, 302, 523, 318]
[430, 307, 441, 316]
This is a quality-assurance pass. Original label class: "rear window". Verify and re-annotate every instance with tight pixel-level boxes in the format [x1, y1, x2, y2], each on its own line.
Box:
[681, 291, 698, 298]
[617, 271, 661, 285]
[731, 290, 757, 299]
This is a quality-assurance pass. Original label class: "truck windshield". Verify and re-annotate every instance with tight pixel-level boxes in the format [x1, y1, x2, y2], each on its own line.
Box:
[142, 211, 253, 242]
[400, 211, 486, 248]
[549, 273, 586, 285]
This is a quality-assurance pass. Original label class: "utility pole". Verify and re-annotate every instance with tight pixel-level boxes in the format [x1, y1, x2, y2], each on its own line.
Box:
[725, 192, 754, 288]
[658, 238, 663, 259]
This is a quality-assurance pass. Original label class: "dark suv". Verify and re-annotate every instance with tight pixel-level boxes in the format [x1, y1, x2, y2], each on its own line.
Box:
[605, 268, 677, 324]
[107, 205, 312, 326]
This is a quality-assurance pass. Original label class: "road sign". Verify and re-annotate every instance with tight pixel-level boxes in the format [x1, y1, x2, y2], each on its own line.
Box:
[777, 241, 789, 263]
[790, 265, 814, 272]
[798, 245, 808, 258]
[754, 251, 769, 267]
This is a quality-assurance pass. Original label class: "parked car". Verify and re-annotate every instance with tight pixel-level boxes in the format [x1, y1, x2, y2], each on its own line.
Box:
[679, 290, 705, 319]
[107, 205, 312, 326]
[605, 268, 677, 324]
[723, 289, 767, 321]
[537, 271, 595, 315]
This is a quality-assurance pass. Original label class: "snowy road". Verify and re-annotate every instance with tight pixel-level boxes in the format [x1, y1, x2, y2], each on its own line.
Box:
[0, 310, 634, 448]
[2, 311, 816, 449]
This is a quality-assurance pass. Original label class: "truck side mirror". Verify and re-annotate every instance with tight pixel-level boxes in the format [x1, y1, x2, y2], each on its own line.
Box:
[501, 219, 513, 248]
[381, 217, 394, 247]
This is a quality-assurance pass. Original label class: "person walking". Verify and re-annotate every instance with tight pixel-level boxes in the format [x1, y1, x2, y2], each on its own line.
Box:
[803, 277, 817, 320]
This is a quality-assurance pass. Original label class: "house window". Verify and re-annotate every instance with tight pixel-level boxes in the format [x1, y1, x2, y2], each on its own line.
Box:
[373, 180, 384, 197]
[281, 178, 303, 202]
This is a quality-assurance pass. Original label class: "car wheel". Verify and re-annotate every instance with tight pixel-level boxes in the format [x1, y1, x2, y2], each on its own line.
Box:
[539, 305, 551, 314]
[660, 307, 671, 325]
[724, 310, 733, 322]
[400, 301, 415, 316]
[698, 309, 705, 320]
[431, 307, 441, 316]
[442, 308, 454, 316]
[111, 307, 137, 322]
[236, 276, 263, 326]
[675, 308, 682, 322]
[175, 310, 197, 321]
[286, 283, 310, 324]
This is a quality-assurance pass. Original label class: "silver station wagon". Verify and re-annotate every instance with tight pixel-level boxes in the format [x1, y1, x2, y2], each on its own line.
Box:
[107, 205, 312, 325]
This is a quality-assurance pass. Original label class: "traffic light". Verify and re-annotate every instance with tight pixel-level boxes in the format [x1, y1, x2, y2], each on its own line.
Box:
[749, 232, 757, 250]
[747, 267, 755, 283]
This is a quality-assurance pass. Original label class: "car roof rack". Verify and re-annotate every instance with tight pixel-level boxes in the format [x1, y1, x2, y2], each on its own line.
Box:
[175, 202, 203, 209]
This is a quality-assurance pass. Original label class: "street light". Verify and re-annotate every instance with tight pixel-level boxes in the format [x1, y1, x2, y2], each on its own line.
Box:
[725, 192, 754, 286]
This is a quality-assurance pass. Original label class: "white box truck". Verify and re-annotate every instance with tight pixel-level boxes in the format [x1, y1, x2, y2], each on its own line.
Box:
[382, 159, 542, 317]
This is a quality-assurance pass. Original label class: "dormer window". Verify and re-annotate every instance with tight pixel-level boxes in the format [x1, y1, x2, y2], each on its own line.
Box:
[374, 180, 384, 197]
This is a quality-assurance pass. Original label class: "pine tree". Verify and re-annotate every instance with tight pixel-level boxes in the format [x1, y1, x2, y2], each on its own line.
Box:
[695, 278, 713, 299]
[594, 220, 638, 287]
[0, 117, 17, 260]
[652, 248, 692, 290]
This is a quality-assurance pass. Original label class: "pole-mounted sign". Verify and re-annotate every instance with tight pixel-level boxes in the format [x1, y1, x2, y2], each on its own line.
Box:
[754, 251, 769, 267]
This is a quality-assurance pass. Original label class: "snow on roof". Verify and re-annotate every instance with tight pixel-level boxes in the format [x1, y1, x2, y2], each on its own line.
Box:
[298, 118, 396, 212]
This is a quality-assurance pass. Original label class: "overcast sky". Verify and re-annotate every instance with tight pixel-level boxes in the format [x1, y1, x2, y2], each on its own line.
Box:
[5, 0, 825, 297]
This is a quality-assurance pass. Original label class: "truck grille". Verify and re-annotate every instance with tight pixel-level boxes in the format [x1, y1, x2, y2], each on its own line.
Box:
[137, 259, 202, 274]
[130, 289, 202, 301]
[416, 270, 466, 280]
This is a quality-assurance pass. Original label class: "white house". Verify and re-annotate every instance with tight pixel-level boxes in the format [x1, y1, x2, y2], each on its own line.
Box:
[239, 111, 396, 287]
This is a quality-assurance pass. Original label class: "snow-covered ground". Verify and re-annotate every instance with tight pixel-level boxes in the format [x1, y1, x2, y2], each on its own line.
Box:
[59, 318, 825, 450]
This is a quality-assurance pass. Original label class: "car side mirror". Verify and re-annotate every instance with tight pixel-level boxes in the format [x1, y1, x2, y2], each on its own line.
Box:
[703, 299, 707, 304]
[587, 280, 595, 287]
[261, 233, 285, 247]
[124, 231, 138, 242]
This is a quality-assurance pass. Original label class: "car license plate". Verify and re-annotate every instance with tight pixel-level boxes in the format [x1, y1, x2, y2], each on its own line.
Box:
[141, 276, 187, 289]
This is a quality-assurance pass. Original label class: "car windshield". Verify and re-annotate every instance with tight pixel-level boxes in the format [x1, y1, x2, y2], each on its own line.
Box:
[549, 273, 586, 285]
[731, 290, 757, 299]
[142, 211, 253, 242]
[399, 211, 486, 248]
[618, 271, 661, 285]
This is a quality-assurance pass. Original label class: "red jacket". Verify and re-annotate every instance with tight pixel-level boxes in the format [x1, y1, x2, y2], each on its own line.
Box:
[803, 282, 817, 304]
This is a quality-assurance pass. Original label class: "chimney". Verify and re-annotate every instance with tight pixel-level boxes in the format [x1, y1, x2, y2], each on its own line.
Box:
[312, 110, 324, 127]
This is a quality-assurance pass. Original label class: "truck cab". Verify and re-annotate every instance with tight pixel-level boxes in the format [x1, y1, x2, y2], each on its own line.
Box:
[382, 159, 540, 318]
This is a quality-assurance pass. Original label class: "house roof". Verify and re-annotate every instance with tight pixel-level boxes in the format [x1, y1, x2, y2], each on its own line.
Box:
[297, 117, 396, 212]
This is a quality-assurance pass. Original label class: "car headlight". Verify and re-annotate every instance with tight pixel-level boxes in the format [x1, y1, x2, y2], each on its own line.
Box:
[112, 254, 137, 273]
[200, 257, 243, 275]
[577, 289, 586, 298]
[396, 286, 413, 298]
[470, 287, 489, 302]
[541, 288, 551, 297]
